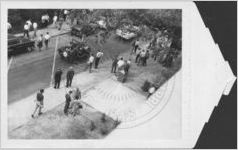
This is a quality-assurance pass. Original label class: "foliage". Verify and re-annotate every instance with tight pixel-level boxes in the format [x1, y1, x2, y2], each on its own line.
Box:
[8, 9, 57, 33]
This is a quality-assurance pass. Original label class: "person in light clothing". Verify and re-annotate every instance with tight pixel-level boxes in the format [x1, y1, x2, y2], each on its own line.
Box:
[44, 32, 51, 49]
[26, 19, 32, 30]
[117, 57, 125, 71]
[88, 54, 95, 73]
[53, 14, 58, 27]
[33, 22, 38, 37]
[94, 50, 104, 69]
[147, 86, 156, 99]
[23, 23, 29, 38]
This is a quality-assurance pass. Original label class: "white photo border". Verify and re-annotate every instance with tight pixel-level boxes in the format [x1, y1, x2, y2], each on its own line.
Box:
[1, 0, 192, 148]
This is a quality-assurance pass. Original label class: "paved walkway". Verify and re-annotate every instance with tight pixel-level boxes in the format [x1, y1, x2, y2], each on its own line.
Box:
[8, 67, 113, 131]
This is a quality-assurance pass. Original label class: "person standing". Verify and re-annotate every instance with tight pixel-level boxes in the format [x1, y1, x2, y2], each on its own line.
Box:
[26, 19, 32, 31]
[53, 14, 58, 27]
[54, 68, 63, 89]
[33, 22, 38, 38]
[44, 32, 51, 50]
[88, 54, 94, 73]
[31, 89, 44, 118]
[64, 90, 72, 115]
[94, 50, 104, 69]
[37, 34, 43, 51]
[111, 56, 118, 73]
[117, 57, 125, 72]
[139, 50, 146, 66]
[135, 48, 141, 63]
[133, 39, 140, 53]
[23, 23, 29, 38]
[66, 66, 75, 87]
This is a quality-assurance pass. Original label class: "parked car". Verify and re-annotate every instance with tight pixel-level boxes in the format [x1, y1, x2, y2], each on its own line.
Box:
[8, 34, 35, 56]
[71, 23, 98, 37]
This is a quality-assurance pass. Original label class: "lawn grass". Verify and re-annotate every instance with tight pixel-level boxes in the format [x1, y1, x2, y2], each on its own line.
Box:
[9, 102, 120, 139]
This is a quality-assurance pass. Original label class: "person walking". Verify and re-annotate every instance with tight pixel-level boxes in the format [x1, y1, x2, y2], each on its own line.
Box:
[124, 59, 131, 75]
[58, 16, 64, 30]
[94, 50, 104, 69]
[88, 54, 94, 73]
[54, 68, 63, 89]
[66, 66, 75, 87]
[33, 22, 38, 38]
[37, 34, 43, 51]
[44, 32, 51, 50]
[31, 89, 44, 118]
[111, 56, 118, 73]
[23, 23, 30, 38]
[64, 90, 72, 115]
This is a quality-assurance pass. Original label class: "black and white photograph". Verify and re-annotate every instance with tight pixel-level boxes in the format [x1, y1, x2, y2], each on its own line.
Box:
[0, 1, 236, 149]
[7, 8, 182, 139]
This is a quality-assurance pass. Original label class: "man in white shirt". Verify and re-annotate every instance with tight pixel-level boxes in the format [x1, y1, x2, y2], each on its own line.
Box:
[33, 22, 38, 37]
[88, 54, 95, 73]
[53, 15, 58, 27]
[26, 20, 32, 30]
[44, 32, 51, 49]
[117, 57, 125, 71]
[23, 23, 29, 38]
[94, 50, 104, 69]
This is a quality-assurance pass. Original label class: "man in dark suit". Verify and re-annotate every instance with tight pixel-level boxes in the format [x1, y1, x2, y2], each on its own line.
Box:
[64, 90, 72, 115]
[66, 66, 75, 87]
[54, 68, 63, 89]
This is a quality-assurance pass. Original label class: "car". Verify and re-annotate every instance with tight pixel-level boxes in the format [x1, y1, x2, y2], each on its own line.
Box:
[58, 39, 91, 63]
[8, 34, 35, 56]
[71, 23, 98, 37]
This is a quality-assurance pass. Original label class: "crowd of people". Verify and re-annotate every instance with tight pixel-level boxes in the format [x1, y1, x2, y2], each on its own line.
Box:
[27, 10, 181, 119]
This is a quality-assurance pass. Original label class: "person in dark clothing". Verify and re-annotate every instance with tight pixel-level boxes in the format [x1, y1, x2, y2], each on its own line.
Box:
[111, 56, 118, 73]
[66, 66, 75, 87]
[94, 50, 104, 69]
[54, 68, 63, 89]
[31, 89, 44, 118]
[124, 59, 131, 76]
[145, 50, 150, 66]
[64, 90, 72, 115]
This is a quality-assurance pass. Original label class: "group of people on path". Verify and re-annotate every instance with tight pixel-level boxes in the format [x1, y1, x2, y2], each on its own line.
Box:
[31, 87, 83, 118]
[87, 50, 104, 73]
[32, 66, 79, 118]
[54, 66, 75, 89]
